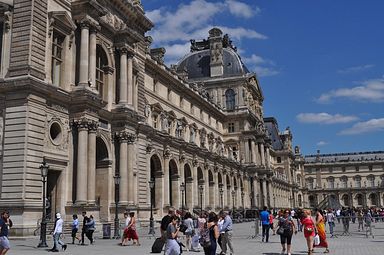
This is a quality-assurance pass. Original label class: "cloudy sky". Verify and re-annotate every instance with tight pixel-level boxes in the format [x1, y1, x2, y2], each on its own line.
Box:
[142, 0, 384, 155]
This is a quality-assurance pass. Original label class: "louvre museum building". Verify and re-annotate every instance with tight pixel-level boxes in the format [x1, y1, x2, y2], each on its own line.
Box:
[0, 0, 310, 235]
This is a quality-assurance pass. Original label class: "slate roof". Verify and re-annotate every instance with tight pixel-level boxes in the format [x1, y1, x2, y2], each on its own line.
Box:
[305, 151, 384, 163]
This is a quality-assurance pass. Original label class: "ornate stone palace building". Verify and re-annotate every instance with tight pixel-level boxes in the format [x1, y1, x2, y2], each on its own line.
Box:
[0, 0, 304, 235]
[304, 151, 384, 208]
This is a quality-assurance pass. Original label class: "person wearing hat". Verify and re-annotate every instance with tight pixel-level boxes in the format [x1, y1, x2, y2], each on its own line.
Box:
[50, 213, 67, 252]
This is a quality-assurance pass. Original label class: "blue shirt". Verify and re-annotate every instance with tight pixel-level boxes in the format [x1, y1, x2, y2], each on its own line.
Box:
[0, 219, 8, 237]
[72, 218, 79, 230]
[221, 215, 233, 232]
[260, 210, 270, 225]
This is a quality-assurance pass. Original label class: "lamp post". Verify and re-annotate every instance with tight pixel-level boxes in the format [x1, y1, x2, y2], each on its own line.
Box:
[219, 184, 224, 210]
[180, 182, 185, 218]
[113, 174, 121, 239]
[231, 190, 236, 217]
[38, 158, 49, 248]
[199, 184, 204, 214]
[148, 178, 155, 236]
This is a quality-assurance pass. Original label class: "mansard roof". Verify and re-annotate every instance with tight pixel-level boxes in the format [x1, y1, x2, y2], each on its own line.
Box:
[305, 151, 384, 163]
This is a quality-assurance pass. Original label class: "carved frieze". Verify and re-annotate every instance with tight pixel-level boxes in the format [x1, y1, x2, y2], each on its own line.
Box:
[100, 12, 127, 31]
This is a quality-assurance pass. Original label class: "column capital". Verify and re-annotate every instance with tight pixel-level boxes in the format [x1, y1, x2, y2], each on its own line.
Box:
[73, 117, 96, 130]
[78, 15, 99, 30]
[192, 155, 199, 167]
[88, 121, 99, 132]
[164, 145, 171, 159]
[117, 131, 136, 144]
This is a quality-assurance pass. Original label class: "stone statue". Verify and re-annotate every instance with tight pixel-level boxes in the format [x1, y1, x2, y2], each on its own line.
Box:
[175, 120, 183, 138]
[190, 127, 195, 143]
[160, 112, 168, 131]
[144, 104, 151, 119]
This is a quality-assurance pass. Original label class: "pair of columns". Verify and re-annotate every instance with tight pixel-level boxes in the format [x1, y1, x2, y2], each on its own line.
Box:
[75, 118, 98, 205]
[78, 18, 99, 89]
[117, 131, 136, 205]
[245, 139, 267, 166]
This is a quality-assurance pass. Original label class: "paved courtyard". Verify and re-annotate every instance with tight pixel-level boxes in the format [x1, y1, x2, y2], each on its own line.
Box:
[7, 220, 384, 255]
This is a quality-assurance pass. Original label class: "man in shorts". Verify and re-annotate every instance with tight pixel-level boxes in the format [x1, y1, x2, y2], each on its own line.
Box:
[0, 211, 11, 255]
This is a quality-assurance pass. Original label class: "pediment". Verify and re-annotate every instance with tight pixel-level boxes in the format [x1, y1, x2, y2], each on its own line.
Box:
[49, 11, 77, 35]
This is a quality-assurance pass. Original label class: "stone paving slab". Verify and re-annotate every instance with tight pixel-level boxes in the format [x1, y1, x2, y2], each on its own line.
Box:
[7, 221, 384, 255]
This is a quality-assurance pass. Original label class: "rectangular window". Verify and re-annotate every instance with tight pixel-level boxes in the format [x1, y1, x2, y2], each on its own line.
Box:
[51, 32, 65, 86]
[277, 157, 282, 163]
[228, 123, 235, 133]
[0, 22, 3, 71]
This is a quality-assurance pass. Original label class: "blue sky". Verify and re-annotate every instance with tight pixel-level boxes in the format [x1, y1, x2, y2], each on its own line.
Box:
[142, 0, 384, 155]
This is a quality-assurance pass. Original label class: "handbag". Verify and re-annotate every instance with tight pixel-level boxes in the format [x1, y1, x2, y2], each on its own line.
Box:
[276, 227, 285, 235]
[314, 234, 320, 245]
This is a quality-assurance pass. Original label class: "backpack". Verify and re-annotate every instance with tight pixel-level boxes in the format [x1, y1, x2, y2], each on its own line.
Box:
[199, 223, 211, 248]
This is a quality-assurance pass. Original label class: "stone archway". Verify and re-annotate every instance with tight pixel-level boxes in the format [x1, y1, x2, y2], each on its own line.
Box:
[95, 136, 112, 219]
[169, 159, 179, 207]
[150, 154, 162, 210]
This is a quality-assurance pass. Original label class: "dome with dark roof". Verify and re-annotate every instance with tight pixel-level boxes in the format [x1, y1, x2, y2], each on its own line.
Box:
[175, 29, 250, 80]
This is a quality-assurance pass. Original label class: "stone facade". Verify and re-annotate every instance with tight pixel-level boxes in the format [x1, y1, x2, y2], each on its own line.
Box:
[0, 0, 303, 236]
[304, 150, 384, 208]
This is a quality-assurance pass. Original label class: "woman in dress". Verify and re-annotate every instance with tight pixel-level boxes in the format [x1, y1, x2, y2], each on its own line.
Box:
[126, 212, 140, 246]
[300, 209, 316, 255]
[278, 209, 297, 255]
[122, 212, 130, 246]
[183, 212, 194, 251]
[203, 212, 219, 255]
[314, 208, 329, 253]
[166, 215, 181, 255]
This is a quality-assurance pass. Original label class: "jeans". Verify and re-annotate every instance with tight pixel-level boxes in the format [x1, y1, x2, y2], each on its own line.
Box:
[53, 232, 64, 250]
[262, 224, 270, 242]
[328, 222, 334, 235]
[221, 230, 234, 254]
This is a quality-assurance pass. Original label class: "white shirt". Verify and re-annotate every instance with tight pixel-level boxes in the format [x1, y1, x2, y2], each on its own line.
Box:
[125, 216, 131, 227]
[218, 218, 225, 234]
[54, 218, 63, 234]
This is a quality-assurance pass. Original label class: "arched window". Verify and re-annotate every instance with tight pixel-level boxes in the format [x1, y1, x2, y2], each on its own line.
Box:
[96, 45, 108, 101]
[225, 89, 236, 110]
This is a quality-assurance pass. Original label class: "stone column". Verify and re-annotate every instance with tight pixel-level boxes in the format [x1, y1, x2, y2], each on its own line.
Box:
[260, 143, 265, 166]
[213, 170, 219, 209]
[119, 48, 128, 104]
[88, 28, 97, 89]
[127, 53, 134, 106]
[266, 146, 271, 168]
[171, 175, 180, 209]
[87, 122, 98, 205]
[79, 21, 90, 86]
[262, 178, 268, 206]
[119, 132, 128, 205]
[252, 177, 258, 207]
[132, 73, 138, 111]
[127, 134, 136, 205]
[163, 149, 170, 207]
[76, 120, 88, 204]
[244, 139, 249, 163]
[251, 140, 257, 164]
[255, 142, 260, 165]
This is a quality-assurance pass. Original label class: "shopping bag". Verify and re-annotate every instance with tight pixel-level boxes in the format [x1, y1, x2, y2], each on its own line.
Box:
[314, 234, 320, 246]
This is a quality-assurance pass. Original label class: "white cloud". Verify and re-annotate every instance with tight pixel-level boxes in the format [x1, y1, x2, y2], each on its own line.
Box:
[225, 0, 258, 18]
[254, 66, 279, 77]
[339, 118, 384, 135]
[296, 113, 358, 124]
[337, 64, 374, 74]
[317, 78, 384, 103]
[317, 141, 328, 146]
[146, 0, 266, 64]
[243, 54, 266, 65]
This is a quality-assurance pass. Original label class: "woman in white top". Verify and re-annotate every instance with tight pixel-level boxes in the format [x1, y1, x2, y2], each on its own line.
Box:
[122, 212, 131, 246]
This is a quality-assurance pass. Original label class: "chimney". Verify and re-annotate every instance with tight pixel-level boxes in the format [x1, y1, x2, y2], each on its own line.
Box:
[208, 28, 223, 77]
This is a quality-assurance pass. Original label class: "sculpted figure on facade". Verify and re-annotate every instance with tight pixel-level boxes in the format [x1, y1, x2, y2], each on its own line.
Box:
[144, 104, 151, 120]
[175, 119, 183, 138]
[189, 126, 195, 143]
[160, 112, 168, 132]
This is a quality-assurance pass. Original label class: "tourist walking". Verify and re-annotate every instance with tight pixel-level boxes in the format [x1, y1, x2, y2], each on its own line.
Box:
[301, 209, 315, 255]
[269, 211, 275, 235]
[50, 213, 67, 252]
[325, 209, 335, 238]
[161, 208, 175, 240]
[220, 211, 234, 255]
[126, 212, 140, 245]
[0, 211, 11, 255]
[341, 207, 350, 235]
[364, 209, 374, 238]
[260, 206, 270, 242]
[122, 212, 130, 245]
[165, 215, 180, 255]
[357, 210, 364, 232]
[203, 212, 220, 255]
[85, 215, 95, 244]
[80, 211, 89, 245]
[277, 209, 296, 255]
[217, 214, 225, 255]
[71, 214, 80, 244]
[314, 209, 329, 253]
[183, 212, 194, 251]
